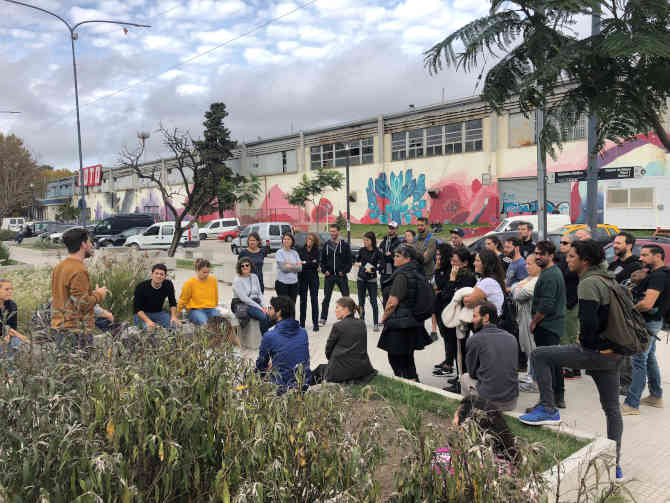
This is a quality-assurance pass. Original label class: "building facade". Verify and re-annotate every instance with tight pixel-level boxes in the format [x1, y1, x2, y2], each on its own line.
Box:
[50, 94, 670, 230]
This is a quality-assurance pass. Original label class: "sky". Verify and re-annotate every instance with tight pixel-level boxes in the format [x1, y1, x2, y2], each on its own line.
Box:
[1, 0, 500, 171]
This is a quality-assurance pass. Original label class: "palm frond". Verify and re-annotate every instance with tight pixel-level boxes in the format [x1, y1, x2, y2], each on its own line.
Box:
[424, 10, 523, 75]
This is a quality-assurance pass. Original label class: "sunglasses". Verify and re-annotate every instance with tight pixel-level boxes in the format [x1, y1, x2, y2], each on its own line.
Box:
[560, 241, 570, 245]
[241, 263, 251, 268]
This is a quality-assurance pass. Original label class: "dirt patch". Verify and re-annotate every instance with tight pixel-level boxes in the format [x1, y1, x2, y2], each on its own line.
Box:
[341, 398, 454, 502]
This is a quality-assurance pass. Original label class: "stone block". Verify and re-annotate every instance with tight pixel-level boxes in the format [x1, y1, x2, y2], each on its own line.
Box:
[239, 319, 262, 350]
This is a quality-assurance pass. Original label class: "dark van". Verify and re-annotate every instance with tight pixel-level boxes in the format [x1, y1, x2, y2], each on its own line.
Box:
[93, 214, 156, 240]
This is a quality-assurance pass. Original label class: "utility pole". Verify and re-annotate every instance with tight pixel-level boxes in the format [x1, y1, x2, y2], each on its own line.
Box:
[2, 0, 149, 227]
[585, 5, 601, 231]
[345, 145, 351, 245]
[536, 108, 547, 240]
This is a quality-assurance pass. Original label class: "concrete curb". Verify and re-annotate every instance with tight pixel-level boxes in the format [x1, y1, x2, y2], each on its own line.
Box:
[379, 372, 616, 499]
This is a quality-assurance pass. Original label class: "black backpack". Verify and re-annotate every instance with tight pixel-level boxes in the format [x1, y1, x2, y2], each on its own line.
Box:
[412, 272, 436, 322]
[498, 291, 519, 336]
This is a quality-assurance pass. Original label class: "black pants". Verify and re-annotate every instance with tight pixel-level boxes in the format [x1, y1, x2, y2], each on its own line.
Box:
[437, 318, 457, 366]
[320, 274, 350, 321]
[534, 326, 564, 396]
[299, 273, 319, 328]
[275, 281, 298, 303]
[388, 352, 418, 380]
[380, 275, 392, 308]
[619, 356, 632, 389]
[357, 280, 379, 325]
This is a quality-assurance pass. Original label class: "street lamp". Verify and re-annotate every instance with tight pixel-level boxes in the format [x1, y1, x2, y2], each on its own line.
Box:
[29, 183, 34, 220]
[3, 0, 150, 227]
[345, 144, 351, 245]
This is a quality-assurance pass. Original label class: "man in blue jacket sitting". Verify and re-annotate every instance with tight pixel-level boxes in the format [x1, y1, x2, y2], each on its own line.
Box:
[256, 296, 312, 393]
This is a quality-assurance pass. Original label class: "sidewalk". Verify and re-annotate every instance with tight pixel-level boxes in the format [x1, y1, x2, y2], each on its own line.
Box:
[9, 245, 670, 501]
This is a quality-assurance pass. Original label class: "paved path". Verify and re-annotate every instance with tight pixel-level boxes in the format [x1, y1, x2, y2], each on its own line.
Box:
[8, 244, 670, 501]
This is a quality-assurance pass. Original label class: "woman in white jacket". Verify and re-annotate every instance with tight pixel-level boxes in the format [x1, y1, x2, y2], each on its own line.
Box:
[232, 257, 270, 334]
[511, 253, 541, 389]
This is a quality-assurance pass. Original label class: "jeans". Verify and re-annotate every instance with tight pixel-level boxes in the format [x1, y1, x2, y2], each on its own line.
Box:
[437, 317, 456, 365]
[534, 326, 564, 397]
[187, 308, 220, 326]
[625, 320, 663, 408]
[388, 351, 418, 380]
[320, 273, 350, 321]
[532, 343, 623, 464]
[0, 335, 20, 360]
[134, 311, 172, 329]
[357, 280, 379, 325]
[275, 281, 299, 303]
[299, 273, 319, 328]
[246, 305, 271, 335]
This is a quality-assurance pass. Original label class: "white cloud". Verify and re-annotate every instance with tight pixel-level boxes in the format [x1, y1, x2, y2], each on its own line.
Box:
[142, 35, 184, 52]
[403, 26, 443, 44]
[9, 29, 36, 40]
[277, 40, 299, 52]
[293, 45, 330, 60]
[266, 24, 299, 39]
[298, 26, 336, 43]
[193, 28, 236, 44]
[392, 0, 443, 21]
[176, 83, 208, 96]
[166, 0, 248, 20]
[244, 47, 286, 65]
[159, 69, 185, 81]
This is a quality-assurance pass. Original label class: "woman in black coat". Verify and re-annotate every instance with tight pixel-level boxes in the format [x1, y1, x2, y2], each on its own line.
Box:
[431, 242, 453, 372]
[354, 231, 383, 331]
[298, 233, 321, 332]
[312, 297, 376, 383]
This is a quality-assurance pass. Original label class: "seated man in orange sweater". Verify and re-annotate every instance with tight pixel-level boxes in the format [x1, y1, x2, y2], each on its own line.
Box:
[51, 227, 108, 348]
[177, 258, 219, 325]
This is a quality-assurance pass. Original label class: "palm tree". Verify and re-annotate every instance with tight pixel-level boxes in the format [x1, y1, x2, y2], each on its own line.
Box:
[425, 1, 670, 153]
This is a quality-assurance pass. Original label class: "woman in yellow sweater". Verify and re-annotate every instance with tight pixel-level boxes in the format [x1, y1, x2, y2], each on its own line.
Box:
[178, 258, 219, 325]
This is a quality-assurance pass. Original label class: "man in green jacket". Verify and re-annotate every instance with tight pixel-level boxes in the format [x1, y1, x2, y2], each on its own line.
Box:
[530, 240, 567, 408]
[414, 217, 437, 277]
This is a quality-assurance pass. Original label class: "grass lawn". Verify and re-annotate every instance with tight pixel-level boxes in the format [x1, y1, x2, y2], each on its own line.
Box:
[0, 259, 22, 266]
[349, 223, 489, 240]
[359, 374, 590, 471]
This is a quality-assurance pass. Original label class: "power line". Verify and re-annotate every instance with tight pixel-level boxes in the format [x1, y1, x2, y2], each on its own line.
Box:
[40, 0, 319, 131]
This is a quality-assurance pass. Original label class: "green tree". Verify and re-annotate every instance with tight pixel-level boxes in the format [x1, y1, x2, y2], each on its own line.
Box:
[0, 133, 41, 219]
[56, 201, 80, 222]
[425, 1, 670, 154]
[287, 168, 344, 231]
[120, 103, 260, 257]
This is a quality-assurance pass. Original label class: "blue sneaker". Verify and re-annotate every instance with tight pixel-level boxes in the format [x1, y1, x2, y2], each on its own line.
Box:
[519, 405, 561, 426]
[616, 466, 625, 483]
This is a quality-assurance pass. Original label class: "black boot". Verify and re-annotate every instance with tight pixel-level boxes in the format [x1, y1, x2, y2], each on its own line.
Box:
[443, 382, 461, 394]
[554, 392, 566, 409]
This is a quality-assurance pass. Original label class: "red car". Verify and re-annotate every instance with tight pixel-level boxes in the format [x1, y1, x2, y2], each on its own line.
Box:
[217, 229, 239, 242]
[604, 236, 670, 266]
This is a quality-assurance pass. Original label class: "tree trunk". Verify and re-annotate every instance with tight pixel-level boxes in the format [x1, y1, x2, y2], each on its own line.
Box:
[649, 110, 670, 152]
[168, 217, 186, 257]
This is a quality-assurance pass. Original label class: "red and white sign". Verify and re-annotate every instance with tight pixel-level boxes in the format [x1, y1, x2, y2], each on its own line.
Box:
[82, 164, 103, 187]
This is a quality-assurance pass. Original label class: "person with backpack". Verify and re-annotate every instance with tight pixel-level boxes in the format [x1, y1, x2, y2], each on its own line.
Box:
[414, 217, 437, 277]
[622, 244, 668, 415]
[529, 240, 567, 409]
[520, 239, 625, 483]
[378, 245, 433, 381]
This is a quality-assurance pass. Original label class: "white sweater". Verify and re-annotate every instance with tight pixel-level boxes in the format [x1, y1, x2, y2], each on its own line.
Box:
[232, 274, 264, 310]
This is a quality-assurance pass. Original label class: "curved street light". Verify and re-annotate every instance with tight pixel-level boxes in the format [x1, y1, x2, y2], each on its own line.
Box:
[3, 0, 150, 226]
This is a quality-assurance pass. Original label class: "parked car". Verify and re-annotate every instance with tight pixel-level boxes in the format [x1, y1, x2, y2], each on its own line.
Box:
[217, 228, 239, 242]
[200, 218, 240, 240]
[489, 214, 570, 234]
[93, 214, 156, 241]
[49, 225, 82, 243]
[33, 221, 59, 236]
[604, 236, 670, 266]
[95, 227, 146, 247]
[231, 222, 294, 254]
[124, 222, 200, 250]
[558, 223, 619, 243]
[1, 217, 25, 232]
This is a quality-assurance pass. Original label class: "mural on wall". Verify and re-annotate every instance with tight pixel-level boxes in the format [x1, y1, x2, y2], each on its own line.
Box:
[365, 169, 427, 224]
[501, 199, 570, 215]
[426, 178, 499, 225]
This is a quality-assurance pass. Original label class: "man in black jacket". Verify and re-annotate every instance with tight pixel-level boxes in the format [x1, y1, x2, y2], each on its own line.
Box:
[557, 235, 581, 380]
[518, 221, 535, 259]
[520, 239, 625, 482]
[319, 224, 352, 325]
[379, 221, 402, 306]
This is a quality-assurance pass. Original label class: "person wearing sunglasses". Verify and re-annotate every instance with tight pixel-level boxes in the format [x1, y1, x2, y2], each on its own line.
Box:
[232, 257, 270, 334]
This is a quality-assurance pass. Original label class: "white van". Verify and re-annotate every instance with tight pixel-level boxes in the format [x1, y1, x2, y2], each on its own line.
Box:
[231, 222, 294, 254]
[1, 218, 25, 231]
[199, 217, 239, 240]
[125, 221, 200, 250]
[489, 214, 571, 234]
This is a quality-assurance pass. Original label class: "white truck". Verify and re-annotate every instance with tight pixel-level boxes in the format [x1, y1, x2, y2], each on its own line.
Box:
[124, 221, 200, 250]
[1, 218, 25, 232]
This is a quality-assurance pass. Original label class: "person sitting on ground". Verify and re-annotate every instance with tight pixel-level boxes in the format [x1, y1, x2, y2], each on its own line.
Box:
[458, 301, 519, 411]
[312, 297, 376, 384]
[51, 227, 107, 348]
[133, 263, 178, 329]
[177, 258, 219, 326]
[256, 296, 312, 394]
[0, 279, 29, 357]
[232, 257, 270, 334]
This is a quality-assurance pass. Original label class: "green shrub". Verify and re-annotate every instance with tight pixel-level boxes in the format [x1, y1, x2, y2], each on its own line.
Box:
[0, 333, 383, 501]
[0, 230, 16, 241]
[30, 239, 65, 250]
[0, 243, 9, 264]
[0, 267, 51, 331]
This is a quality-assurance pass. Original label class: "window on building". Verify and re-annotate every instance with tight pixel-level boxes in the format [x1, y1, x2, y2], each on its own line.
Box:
[606, 189, 628, 208]
[335, 142, 349, 167]
[561, 113, 587, 142]
[445, 123, 463, 154]
[426, 126, 443, 157]
[282, 151, 287, 173]
[465, 119, 483, 152]
[362, 137, 374, 164]
[407, 129, 424, 159]
[313, 138, 374, 168]
[629, 187, 654, 208]
[391, 132, 406, 161]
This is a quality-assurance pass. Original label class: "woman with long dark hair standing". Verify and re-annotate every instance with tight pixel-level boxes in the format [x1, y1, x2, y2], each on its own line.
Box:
[238, 231, 267, 292]
[463, 249, 506, 314]
[275, 233, 301, 304]
[298, 232, 320, 332]
[431, 242, 453, 370]
[354, 231, 383, 332]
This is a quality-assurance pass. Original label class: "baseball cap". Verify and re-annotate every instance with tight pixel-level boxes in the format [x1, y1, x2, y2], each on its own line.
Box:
[450, 227, 465, 237]
[388, 221, 399, 229]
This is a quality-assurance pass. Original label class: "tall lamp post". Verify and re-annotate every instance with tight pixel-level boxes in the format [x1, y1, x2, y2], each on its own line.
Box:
[345, 144, 351, 245]
[3, 0, 150, 227]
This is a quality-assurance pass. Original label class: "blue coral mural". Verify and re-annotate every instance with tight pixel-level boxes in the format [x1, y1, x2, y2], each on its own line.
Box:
[366, 169, 427, 224]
